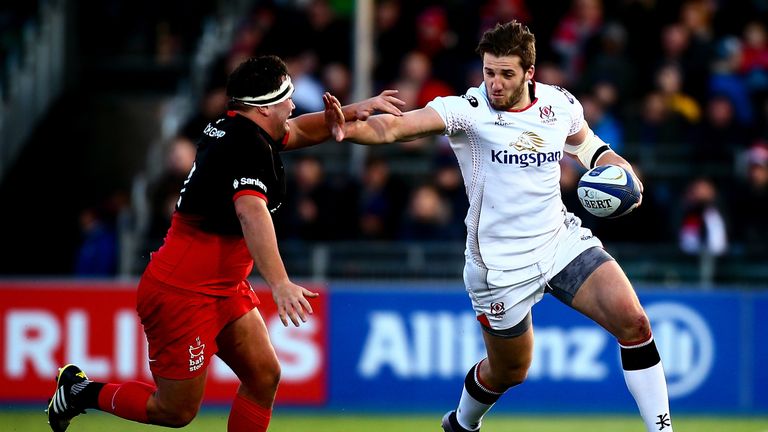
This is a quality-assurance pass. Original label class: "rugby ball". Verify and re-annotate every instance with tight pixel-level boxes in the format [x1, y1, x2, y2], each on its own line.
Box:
[577, 165, 641, 218]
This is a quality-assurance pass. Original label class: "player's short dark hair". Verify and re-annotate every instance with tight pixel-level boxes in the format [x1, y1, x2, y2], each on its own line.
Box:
[226, 55, 288, 109]
[476, 21, 536, 71]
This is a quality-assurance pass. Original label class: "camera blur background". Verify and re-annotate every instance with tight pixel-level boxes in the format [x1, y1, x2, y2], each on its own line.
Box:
[2, 0, 767, 285]
[1, 0, 767, 424]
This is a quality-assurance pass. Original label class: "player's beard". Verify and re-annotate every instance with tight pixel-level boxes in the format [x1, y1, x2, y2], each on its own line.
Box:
[490, 79, 527, 111]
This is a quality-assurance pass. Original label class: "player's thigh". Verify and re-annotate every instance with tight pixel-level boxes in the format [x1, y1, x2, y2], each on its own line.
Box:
[570, 260, 648, 338]
[215, 307, 280, 388]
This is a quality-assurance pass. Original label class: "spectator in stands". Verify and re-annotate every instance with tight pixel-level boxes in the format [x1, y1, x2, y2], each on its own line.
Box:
[615, 0, 669, 97]
[321, 62, 352, 105]
[655, 62, 702, 125]
[303, 0, 352, 67]
[534, 60, 568, 88]
[144, 134, 197, 255]
[551, 0, 604, 82]
[740, 20, 768, 97]
[278, 154, 341, 241]
[728, 143, 768, 254]
[678, 177, 728, 257]
[399, 50, 455, 109]
[692, 94, 750, 177]
[373, 0, 415, 89]
[285, 51, 325, 116]
[677, 0, 717, 103]
[356, 156, 409, 240]
[579, 22, 636, 102]
[478, 0, 531, 35]
[413, 5, 464, 89]
[74, 205, 119, 277]
[399, 183, 461, 241]
[432, 151, 469, 236]
[625, 90, 691, 147]
[709, 36, 755, 126]
[389, 51, 454, 152]
[581, 91, 624, 154]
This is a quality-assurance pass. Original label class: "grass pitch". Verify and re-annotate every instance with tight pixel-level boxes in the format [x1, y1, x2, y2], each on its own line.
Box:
[4, 410, 768, 431]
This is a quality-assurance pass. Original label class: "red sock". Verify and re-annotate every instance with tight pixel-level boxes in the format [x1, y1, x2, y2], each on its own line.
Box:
[227, 393, 272, 432]
[97, 381, 155, 423]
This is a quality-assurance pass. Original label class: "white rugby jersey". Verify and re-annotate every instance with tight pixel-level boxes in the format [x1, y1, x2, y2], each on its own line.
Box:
[427, 81, 584, 270]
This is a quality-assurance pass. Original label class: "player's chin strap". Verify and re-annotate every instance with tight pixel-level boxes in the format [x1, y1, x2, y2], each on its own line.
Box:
[231, 76, 294, 107]
[564, 129, 612, 169]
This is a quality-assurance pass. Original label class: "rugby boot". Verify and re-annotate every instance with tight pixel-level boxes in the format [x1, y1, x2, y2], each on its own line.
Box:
[46, 364, 89, 432]
[441, 410, 479, 432]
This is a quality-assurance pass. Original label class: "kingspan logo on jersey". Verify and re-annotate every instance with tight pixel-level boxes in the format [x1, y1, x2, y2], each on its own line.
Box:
[490, 131, 562, 168]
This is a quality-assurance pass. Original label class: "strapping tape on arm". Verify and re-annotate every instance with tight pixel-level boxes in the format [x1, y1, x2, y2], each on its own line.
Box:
[563, 129, 612, 169]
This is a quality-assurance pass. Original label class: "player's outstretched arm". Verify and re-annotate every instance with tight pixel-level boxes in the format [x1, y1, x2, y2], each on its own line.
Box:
[235, 195, 319, 327]
[324, 92, 446, 145]
[283, 90, 405, 150]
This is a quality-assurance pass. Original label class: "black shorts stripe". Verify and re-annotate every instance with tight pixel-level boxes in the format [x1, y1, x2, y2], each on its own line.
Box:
[480, 311, 532, 339]
[546, 246, 613, 306]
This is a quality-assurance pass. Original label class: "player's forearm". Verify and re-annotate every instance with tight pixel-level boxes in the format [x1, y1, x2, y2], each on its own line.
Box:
[595, 151, 632, 173]
[290, 111, 332, 147]
[290, 102, 383, 147]
[343, 115, 399, 145]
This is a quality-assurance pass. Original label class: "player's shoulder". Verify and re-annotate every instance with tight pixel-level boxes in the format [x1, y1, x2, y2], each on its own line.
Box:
[534, 81, 579, 107]
[430, 85, 488, 112]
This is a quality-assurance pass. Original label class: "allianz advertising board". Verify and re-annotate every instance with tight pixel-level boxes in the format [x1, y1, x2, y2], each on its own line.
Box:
[327, 284, 765, 414]
[1, 281, 765, 413]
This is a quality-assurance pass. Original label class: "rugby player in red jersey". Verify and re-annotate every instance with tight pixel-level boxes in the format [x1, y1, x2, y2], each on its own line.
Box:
[46, 55, 404, 432]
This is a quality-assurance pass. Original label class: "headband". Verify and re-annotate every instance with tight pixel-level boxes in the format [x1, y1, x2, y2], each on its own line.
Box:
[231, 76, 294, 107]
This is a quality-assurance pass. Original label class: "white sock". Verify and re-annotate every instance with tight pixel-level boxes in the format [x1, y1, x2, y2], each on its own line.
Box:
[622, 341, 673, 432]
[455, 360, 504, 431]
[456, 386, 492, 431]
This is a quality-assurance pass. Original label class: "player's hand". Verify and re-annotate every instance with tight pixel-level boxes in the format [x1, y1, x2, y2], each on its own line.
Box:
[323, 92, 346, 141]
[354, 89, 405, 120]
[625, 164, 644, 207]
[271, 280, 319, 327]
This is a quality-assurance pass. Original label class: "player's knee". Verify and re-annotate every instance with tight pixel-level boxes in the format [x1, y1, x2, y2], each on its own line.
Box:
[159, 405, 199, 428]
[243, 359, 281, 396]
[615, 309, 651, 343]
[263, 361, 281, 392]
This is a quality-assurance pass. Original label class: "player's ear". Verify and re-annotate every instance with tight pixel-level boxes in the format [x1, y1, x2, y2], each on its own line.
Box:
[526, 65, 535, 81]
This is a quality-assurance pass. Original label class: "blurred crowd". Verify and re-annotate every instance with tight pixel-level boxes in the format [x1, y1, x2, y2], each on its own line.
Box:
[72, 0, 768, 276]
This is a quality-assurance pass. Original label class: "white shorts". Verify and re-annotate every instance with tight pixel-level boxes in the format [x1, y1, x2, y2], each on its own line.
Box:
[464, 213, 605, 332]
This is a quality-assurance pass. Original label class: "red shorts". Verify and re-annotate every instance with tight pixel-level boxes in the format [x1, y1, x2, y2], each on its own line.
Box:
[136, 273, 260, 380]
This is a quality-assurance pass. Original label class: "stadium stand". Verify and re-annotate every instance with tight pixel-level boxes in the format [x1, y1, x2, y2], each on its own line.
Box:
[1, 0, 767, 286]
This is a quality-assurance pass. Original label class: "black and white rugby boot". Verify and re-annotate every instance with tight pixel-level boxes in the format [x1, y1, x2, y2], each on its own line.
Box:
[46, 364, 89, 432]
[441, 410, 479, 432]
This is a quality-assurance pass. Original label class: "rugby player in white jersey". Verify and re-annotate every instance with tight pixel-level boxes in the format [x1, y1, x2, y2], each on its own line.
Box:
[324, 20, 673, 432]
